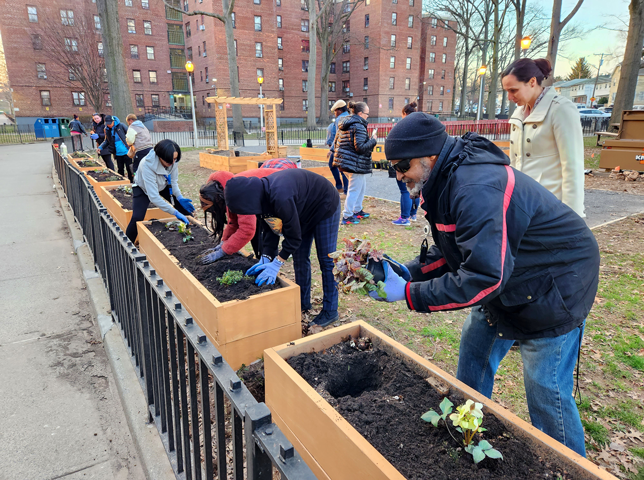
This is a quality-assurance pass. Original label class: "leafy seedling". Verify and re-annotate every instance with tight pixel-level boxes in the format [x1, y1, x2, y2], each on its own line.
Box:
[329, 236, 386, 297]
[216, 269, 252, 286]
[165, 220, 194, 243]
[115, 185, 133, 195]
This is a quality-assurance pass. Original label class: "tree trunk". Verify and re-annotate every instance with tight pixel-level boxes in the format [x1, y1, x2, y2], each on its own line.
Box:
[509, 0, 525, 116]
[97, 0, 132, 118]
[459, 48, 470, 118]
[319, 45, 331, 126]
[501, 90, 508, 117]
[611, 0, 644, 126]
[307, 0, 317, 128]
[451, 63, 458, 114]
[487, 0, 500, 120]
[221, 0, 244, 134]
[544, 0, 584, 86]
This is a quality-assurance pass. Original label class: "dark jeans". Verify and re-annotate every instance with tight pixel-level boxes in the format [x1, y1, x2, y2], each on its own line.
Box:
[126, 185, 191, 242]
[100, 154, 115, 171]
[132, 147, 152, 173]
[115, 154, 134, 182]
[328, 152, 348, 194]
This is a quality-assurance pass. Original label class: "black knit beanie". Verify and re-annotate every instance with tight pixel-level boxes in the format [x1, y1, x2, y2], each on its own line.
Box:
[385, 112, 449, 160]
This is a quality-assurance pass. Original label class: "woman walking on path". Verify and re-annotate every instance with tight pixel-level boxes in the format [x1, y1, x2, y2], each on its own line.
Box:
[90, 113, 115, 171]
[333, 101, 378, 225]
[503, 58, 585, 217]
[392, 102, 420, 226]
[69, 114, 87, 151]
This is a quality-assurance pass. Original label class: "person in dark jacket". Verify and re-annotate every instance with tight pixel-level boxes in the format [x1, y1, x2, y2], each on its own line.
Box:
[98, 115, 133, 182]
[69, 114, 87, 151]
[333, 101, 377, 225]
[90, 113, 115, 171]
[225, 169, 341, 327]
[374, 112, 599, 457]
[327, 100, 349, 194]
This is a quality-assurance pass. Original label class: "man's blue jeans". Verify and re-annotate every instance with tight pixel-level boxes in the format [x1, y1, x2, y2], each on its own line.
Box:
[328, 152, 348, 193]
[397, 180, 419, 219]
[456, 307, 586, 457]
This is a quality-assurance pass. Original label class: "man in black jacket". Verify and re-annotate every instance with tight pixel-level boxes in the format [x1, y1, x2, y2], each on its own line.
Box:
[225, 169, 341, 327]
[374, 113, 599, 457]
[98, 115, 132, 182]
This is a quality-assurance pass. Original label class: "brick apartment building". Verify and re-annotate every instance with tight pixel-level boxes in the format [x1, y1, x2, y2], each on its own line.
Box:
[0, 0, 455, 126]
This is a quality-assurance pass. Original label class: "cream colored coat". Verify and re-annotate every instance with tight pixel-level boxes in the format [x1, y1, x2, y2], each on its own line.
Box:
[509, 87, 585, 217]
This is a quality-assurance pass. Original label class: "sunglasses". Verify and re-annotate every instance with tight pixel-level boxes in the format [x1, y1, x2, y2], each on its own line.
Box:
[391, 158, 412, 173]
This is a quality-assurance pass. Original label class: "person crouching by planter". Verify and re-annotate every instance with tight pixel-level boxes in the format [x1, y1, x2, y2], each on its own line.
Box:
[125, 139, 195, 243]
[125, 114, 154, 173]
[197, 167, 283, 264]
[372, 112, 600, 457]
[98, 115, 133, 182]
[333, 101, 377, 225]
[225, 169, 342, 327]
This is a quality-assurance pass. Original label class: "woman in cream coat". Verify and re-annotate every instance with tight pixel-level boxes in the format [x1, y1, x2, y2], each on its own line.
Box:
[502, 58, 585, 217]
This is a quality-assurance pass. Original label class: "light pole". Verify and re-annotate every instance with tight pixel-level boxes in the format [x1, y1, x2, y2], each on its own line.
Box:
[257, 76, 264, 131]
[591, 53, 605, 107]
[185, 61, 199, 147]
[520, 36, 532, 57]
[476, 65, 487, 122]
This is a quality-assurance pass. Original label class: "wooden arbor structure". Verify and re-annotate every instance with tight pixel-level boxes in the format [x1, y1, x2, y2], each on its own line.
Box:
[206, 96, 283, 156]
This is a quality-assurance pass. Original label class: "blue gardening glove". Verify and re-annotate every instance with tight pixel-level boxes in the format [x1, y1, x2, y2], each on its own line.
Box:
[177, 197, 195, 214]
[369, 262, 407, 302]
[201, 245, 226, 265]
[383, 254, 412, 281]
[254, 257, 284, 286]
[174, 210, 189, 225]
[246, 255, 273, 276]
[90, 133, 99, 140]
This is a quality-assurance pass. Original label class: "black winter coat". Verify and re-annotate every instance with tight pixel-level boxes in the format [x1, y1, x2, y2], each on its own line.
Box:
[92, 121, 108, 151]
[333, 115, 376, 174]
[404, 132, 599, 340]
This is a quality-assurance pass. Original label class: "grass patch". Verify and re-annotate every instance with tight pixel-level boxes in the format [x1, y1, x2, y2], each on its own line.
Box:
[602, 400, 644, 430]
[581, 419, 610, 449]
[584, 136, 601, 169]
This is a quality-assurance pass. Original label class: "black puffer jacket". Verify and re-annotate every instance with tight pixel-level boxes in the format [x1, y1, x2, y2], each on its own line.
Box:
[333, 115, 376, 174]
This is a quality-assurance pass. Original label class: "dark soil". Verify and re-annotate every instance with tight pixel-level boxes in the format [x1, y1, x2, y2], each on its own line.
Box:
[147, 220, 281, 302]
[207, 150, 260, 157]
[288, 340, 576, 480]
[111, 188, 134, 210]
[77, 160, 101, 167]
[237, 360, 265, 403]
[87, 170, 125, 182]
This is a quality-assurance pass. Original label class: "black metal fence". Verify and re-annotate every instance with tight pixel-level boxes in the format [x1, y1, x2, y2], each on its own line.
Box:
[150, 130, 246, 149]
[0, 124, 43, 145]
[51, 139, 315, 480]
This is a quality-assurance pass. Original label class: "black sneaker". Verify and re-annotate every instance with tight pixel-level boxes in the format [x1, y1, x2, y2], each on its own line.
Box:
[312, 310, 339, 327]
[342, 215, 360, 225]
[355, 210, 370, 219]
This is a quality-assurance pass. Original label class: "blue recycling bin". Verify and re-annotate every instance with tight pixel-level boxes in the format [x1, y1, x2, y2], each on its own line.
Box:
[34, 118, 61, 138]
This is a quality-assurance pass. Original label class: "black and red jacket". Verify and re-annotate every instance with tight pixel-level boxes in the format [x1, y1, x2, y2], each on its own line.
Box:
[404, 132, 599, 340]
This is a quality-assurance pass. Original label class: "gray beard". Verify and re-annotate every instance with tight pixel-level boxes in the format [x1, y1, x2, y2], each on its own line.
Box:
[406, 162, 433, 198]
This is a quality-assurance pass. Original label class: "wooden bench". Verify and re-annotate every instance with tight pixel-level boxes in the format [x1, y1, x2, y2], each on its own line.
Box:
[595, 131, 618, 146]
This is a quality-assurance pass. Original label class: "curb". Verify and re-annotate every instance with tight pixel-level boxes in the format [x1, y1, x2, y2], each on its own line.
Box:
[52, 167, 175, 480]
[590, 210, 644, 230]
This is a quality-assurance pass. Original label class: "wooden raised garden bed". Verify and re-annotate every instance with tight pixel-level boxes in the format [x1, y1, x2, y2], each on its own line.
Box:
[137, 220, 302, 370]
[68, 154, 103, 172]
[264, 320, 616, 480]
[199, 150, 272, 173]
[100, 185, 166, 232]
[300, 145, 387, 163]
[84, 169, 129, 203]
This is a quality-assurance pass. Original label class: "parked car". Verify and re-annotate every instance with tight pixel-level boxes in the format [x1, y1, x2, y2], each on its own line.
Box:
[578, 109, 611, 118]
[632, 105, 644, 111]
[598, 106, 612, 113]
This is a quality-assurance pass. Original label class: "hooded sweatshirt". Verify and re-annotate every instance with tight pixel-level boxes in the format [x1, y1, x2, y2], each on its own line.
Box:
[225, 169, 340, 260]
[133, 149, 182, 215]
[126, 120, 153, 150]
[99, 116, 129, 157]
[403, 132, 599, 340]
[207, 168, 279, 255]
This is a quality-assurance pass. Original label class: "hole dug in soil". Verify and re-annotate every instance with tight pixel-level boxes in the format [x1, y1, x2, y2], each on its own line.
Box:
[287, 338, 577, 480]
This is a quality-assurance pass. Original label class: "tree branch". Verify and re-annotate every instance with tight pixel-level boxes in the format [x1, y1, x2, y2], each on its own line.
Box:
[560, 0, 584, 29]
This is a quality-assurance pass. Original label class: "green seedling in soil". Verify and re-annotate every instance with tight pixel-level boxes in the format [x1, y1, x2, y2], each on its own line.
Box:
[329, 236, 386, 298]
[96, 169, 122, 181]
[165, 220, 194, 242]
[77, 160, 101, 167]
[216, 269, 252, 286]
[115, 185, 133, 195]
[422, 398, 502, 464]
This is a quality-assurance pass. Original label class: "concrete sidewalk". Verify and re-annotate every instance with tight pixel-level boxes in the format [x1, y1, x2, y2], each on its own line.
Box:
[0, 143, 144, 479]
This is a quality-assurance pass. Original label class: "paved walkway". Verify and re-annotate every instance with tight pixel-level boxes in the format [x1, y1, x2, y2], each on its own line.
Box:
[0, 143, 144, 479]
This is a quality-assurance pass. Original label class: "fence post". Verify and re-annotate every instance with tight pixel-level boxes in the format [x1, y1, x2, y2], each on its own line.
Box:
[245, 404, 273, 480]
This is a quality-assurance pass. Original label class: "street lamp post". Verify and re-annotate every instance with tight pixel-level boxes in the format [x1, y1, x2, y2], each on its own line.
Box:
[185, 61, 199, 148]
[476, 65, 487, 122]
[257, 76, 264, 131]
[520, 36, 532, 56]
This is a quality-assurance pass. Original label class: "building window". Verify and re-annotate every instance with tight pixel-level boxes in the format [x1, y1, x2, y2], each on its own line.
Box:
[388, 97, 394, 109]
[198, 45, 201, 56]
[257, 68, 264, 79]
[102, 68, 107, 83]
[149, 71, 157, 83]
[277, 37, 283, 49]
[127, 19, 136, 33]
[389, 77, 394, 89]
[60, 10, 74, 26]
[151, 94, 160, 107]
[428, 69, 434, 79]
[234, 40, 238, 56]
[363, 57, 369, 70]
[442, 53, 447, 63]
[408, 15, 413, 27]
[406, 57, 411, 69]
[342, 61, 350, 73]
[36, 63, 47, 79]
[106, 94, 112, 107]
[276, 0, 281, 5]
[405, 78, 410, 90]
[146, 46, 155, 60]
[65, 38, 78, 52]
[303, 99, 308, 111]
[144, 21, 152, 35]
[231, 12, 236, 28]
[130, 45, 139, 58]
[410, 0, 414, 5]
[431, 35, 436, 46]
[431, 17, 437, 28]
[255, 42, 263, 57]
[254, 0, 260, 3]
[255, 16, 262, 31]
[430, 52, 435, 63]
[279, 78, 284, 90]
[407, 36, 413, 48]
[277, 15, 282, 28]
[364, 36, 369, 49]
[404, 97, 409, 105]
[439, 86, 444, 95]
[330, 62, 336, 74]
[125, 0, 132, 5]
[363, 77, 368, 90]
[133, 70, 142, 83]
[187, 47, 193, 60]
[428, 85, 433, 95]
[27, 6, 38, 23]
[342, 80, 350, 92]
[343, 43, 350, 54]
[40, 90, 50, 106]
[427, 100, 433, 111]
[392, 13, 397, 25]
[186, 22, 191, 37]
[390, 56, 395, 68]
[302, 80, 308, 92]
[72, 92, 85, 106]
[31, 34, 42, 50]
[441, 70, 446, 79]
[94, 15, 101, 31]
[98, 42, 104, 57]
[278, 58, 283, 70]
[301, 0, 308, 10]
[302, 60, 309, 72]
[390, 35, 396, 47]
[135, 94, 144, 107]
[393, 0, 397, 3]
[443, 37, 448, 47]
[329, 81, 336, 92]
[301, 19, 309, 32]
[142, 0, 149, 8]
[439, 101, 443, 111]
[365, 14, 369, 27]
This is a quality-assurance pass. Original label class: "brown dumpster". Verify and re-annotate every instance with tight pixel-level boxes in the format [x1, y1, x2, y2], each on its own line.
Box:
[600, 110, 644, 171]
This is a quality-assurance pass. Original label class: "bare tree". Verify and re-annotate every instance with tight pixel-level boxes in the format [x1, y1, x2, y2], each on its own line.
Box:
[0, 35, 14, 116]
[40, 10, 108, 113]
[486, 0, 511, 119]
[544, 0, 585, 86]
[610, 0, 644, 126]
